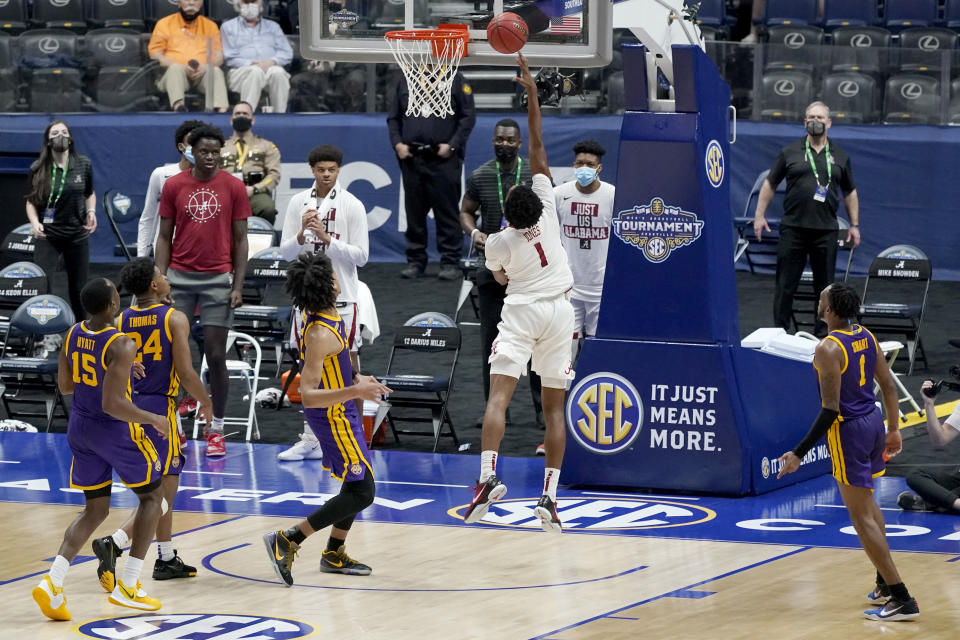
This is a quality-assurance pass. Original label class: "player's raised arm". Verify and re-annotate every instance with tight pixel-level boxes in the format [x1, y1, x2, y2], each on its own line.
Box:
[299, 324, 391, 408]
[515, 53, 550, 180]
[102, 335, 168, 435]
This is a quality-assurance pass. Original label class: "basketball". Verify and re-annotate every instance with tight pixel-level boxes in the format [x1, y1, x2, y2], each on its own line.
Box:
[487, 12, 528, 55]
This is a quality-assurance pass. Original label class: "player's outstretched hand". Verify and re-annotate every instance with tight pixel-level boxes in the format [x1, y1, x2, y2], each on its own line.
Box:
[513, 53, 535, 92]
[197, 401, 213, 428]
[884, 429, 903, 460]
[353, 375, 393, 402]
[776, 451, 801, 478]
[131, 361, 146, 380]
[147, 413, 169, 439]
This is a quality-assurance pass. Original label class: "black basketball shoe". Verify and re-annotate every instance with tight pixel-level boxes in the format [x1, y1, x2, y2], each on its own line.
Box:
[534, 495, 562, 534]
[864, 597, 920, 621]
[867, 582, 891, 605]
[92, 536, 123, 593]
[463, 475, 507, 524]
[263, 531, 299, 587]
[320, 545, 372, 576]
[153, 551, 197, 580]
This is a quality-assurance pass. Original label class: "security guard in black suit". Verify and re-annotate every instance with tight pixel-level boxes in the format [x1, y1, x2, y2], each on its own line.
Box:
[387, 71, 476, 280]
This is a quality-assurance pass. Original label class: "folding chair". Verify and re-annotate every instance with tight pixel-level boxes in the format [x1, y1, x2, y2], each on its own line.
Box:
[733, 170, 784, 274]
[2, 223, 38, 264]
[235, 247, 292, 376]
[790, 217, 857, 332]
[455, 249, 480, 325]
[247, 216, 277, 259]
[876, 340, 923, 423]
[102, 188, 141, 260]
[858, 245, 931, 375]
[378, 312, 461, 452]
[193, 330, 262, 442]
[0, 295, 74, 430]
[0, 262, 50, 341]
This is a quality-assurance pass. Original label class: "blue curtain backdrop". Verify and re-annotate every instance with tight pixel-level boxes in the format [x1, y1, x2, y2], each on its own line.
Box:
[1, 114, 956, 279]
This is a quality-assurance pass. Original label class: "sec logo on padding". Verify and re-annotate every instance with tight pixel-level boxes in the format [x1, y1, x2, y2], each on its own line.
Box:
[566, 372, 643, 454]
[705, 139, 724, 188]
[75, 613, 315, 639]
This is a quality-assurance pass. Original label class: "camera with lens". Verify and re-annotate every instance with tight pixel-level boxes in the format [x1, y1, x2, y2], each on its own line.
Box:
[520, 68, 584, 109]
[921, 365, 960, 399]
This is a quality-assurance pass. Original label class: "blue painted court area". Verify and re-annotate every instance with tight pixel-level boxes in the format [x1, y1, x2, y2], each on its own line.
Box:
[1, 432, 958, 554]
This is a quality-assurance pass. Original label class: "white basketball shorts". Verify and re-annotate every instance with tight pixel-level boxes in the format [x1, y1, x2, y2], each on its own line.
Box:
[489, 294, 575, 389]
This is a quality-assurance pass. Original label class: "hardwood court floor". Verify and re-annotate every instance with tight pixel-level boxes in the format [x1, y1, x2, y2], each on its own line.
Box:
[1, 433, 958, 639]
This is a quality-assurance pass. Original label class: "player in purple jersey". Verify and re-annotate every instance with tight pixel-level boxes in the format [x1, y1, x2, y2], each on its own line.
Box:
[778, 283, 918, 622]
[263, 252, 391, 587]
[91, 258, 213, 591]
[33, 278, 170, 621]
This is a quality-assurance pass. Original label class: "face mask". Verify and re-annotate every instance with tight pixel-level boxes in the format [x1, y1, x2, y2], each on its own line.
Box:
[239, 2, 260, 20]
[49, 135, 69, 152]
[805, 120, 826, 136]
[183, 145, 194, 164]
[179, 8, 198, 22]
[575, 166, 597, 187]
[232, 117, 252, 133]
[494, 145, 517, 163]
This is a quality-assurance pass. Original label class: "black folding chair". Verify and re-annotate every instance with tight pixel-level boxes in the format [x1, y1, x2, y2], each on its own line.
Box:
[0, 295, 74, 430]
[235, 247, 293, 378]
[0, 262, 50, 342]
[379, 312, 461, 452]
[858, 245, 932, 375]
[102, 188, 141, 260]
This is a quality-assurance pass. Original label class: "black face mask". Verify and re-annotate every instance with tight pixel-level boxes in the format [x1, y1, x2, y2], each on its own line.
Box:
[179, 8, 198, 22]
[494, 145, 517, 164]
[232, 117, 252, 132]
[49, 136, 69, 152]
[805, 120, 826, 137]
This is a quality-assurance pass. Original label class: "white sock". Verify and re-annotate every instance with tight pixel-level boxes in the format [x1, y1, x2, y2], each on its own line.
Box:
[120, 556, 144, 589]
[543, 467, 561, 501]
[480, 450, 497, 482]
[48, 555, 69, 588]
[302, 423, 317, 442]
[157, 540, 174, 562]
[210, 417, 224, 434]
[111, 529, 129, 549]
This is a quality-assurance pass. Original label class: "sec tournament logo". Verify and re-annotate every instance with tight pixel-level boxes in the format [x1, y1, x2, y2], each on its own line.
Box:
[75, 613, 315, 639]
[567, 372, 643, 454]
[612, 198, 704, 263]
[705, 139, 724, 188]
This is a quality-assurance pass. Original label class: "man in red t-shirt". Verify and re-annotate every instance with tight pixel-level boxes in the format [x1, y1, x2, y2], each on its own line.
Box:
[156, 124, 250, 457]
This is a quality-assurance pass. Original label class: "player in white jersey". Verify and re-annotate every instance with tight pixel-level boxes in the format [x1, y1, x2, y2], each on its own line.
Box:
[463, 54, 575, 534]
[553, 140, 615, 360]
[137, 121, 204, 257]
[277, 145, 370, 461]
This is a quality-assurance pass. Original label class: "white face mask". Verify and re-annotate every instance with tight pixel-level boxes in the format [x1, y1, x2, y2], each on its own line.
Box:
[239, 2, 260, 19]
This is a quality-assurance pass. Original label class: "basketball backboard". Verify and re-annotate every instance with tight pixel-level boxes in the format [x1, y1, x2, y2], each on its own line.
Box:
[300, 0, 612, 67]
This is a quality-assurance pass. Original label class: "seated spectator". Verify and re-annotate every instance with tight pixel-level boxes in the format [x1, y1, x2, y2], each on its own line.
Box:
[221, 0, 293, 113]
[148, 0, 228, 112]
[220, 102, 281, 223]
[897, 380, 960, 514]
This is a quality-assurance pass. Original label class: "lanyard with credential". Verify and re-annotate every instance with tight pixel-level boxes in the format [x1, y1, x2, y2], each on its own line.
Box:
[495, 157, 522, 227]
[805, 138, 831, 188]
[46, 155, 69, 211]
[235, 140, 249, 171]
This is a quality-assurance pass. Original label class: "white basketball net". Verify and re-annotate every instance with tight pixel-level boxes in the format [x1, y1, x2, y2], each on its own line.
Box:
[386, 31, 466, 118]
